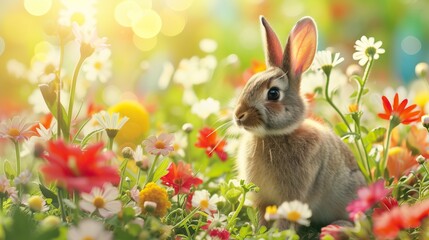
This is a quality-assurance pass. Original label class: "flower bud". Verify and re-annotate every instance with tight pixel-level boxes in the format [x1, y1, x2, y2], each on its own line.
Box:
[41, 216, 61, 229]
[122, 147, 134, 159]
[415, 62, 429, 79]
[346, 64, 363, 77]
[143, 201, 157, 213]
[422, 115, 429, 129]
[28, 196, 45, 212]
[182, 123, 193, 133]
[416, 155, 427, 165]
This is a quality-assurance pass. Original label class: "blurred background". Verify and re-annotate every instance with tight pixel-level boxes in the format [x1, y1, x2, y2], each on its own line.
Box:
[0, 0, 428, 118]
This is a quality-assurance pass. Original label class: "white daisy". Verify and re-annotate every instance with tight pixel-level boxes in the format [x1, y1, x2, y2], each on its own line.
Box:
[191, 97, 220, 120]
[79, 183, 122, 218]
[82, 48, 112, 83]
[72, 23, 109, 57]
[352, 36, 385, 66]
[67, 219, 113, 240]
[6, 59, 27, 79]
[24, 195, 49, 212]
[93, 111, 129, 130]
[277, 200, 312, 226]
[58, 0, 97, 28]
[312, 50, 344, 76]
[192, 190, 219, 213]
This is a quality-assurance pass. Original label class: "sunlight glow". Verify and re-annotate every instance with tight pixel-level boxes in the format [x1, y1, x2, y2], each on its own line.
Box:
[132, 9, 162, 39]
[133, 35, 157, 51]
[160, 10, 186, 36]
[24, 0, 52, 16]
[114, 0, 143, 27]
[401, 35, 421, 55]
[0, 37, 5, 56]
[166, 0, 193, 11]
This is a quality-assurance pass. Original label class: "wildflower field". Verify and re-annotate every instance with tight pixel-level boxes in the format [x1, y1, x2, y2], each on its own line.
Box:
[1, 1, 429, 239]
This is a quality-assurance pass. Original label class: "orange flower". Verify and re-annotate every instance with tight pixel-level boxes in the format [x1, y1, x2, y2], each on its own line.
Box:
[387, 146, 418, 180]
[378, 93, 421, 125]
[195, 127, 228, 161]
[160, 161, 203, 195]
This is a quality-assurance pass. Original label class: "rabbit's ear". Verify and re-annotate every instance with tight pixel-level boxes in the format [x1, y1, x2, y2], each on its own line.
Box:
[283, 17, 317, 83]
[260, 16, 283, 68]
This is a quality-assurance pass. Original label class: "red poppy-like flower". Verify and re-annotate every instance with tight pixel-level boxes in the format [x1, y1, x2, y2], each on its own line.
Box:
[319, 224, 347, 240]
[160, 161, 203, 195]
[195, 127, 228, 161]
[378, 93, 421, 125]
[209, 228, 230, 240]
[373, 200, 429, 239]
[40, 140, 120, 193]
[346, 180, 389, 220]
[372, 196, 399, 217]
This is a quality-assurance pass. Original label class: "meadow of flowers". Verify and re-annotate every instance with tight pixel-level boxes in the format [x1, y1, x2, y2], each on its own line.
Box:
[1, 1, 429, 240]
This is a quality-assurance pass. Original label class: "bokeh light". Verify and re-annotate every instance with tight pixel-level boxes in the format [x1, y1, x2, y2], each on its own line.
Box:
[401, 36, 422, 55]
[0, 37, 5, 56]
[160, 9, 186, 37]
[133, 34, 157, 52]
[132, 9, 162, 39]
[165, 0, 193, 11]
[24, 0, 52, 16]
[114, 0, 143, 27]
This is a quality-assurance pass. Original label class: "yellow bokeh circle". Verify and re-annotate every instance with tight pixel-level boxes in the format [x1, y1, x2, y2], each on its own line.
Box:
[160, 10, 186, 37]
[114, 0, 143, 27]
[108, 101, 150, 147]
[24, 0, 52, 16]
[133, 34, 157, 52]
[132, 9, 162, 39]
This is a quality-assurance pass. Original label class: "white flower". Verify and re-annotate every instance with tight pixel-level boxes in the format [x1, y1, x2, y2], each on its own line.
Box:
[14, 170, 32, 185]
[172, 131, 188, 157]
[58, 0, 97, 28]
[264, 205, 280, 222]
[191, 97, 220, 119]
[80, 183, 122, 218]
[67, 219, 113, 240]
[82, 48, 112, 83]
[72, 23, 109, 56]
[199, 39, 218, 53]
[207, 213, 228, 229]
[352, 36, 385, 66]
[312, 50, 344, 75]
[277, 200, 312, 226]
[7, 59, 27, 79]
[93, 111, 129, 130]
[192, 190, 219, 213]
[24, 195, 49, 212]
[27, 48, 62, 84]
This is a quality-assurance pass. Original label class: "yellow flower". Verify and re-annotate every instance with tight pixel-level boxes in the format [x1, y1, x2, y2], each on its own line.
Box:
[108, 101, 150, 147]
[139, 182, 171, 217]
[348, 103, 359, 113]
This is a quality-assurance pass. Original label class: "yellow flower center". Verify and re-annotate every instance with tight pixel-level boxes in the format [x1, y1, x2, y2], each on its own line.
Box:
[200, 199, 209, 210]
[8, 128, 20, 137]
[94, 61, 103, 70]
[287, 211, 302, 222]
[155, 140, 165, 149]
[82, 236, 95, 240]
[266, 205, 278, 214]
[348, 104, 359, 113]
[93, 196, 105, 209]
[28, 196, 44, 212]
[71, 12, 86, 26]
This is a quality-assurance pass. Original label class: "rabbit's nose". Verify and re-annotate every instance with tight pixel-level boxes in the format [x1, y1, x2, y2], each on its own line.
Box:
[236, 112, 248, 122]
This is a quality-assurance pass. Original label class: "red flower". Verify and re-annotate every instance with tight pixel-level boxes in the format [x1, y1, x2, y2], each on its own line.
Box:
[40, 140, 120, 193]
[373, 200, 429, 239]
[209, 228, 230, 240]
[319, 224, 347, 240]
[372, 196, 399, 217]
[378, 93, 421, 125]
[195, 127, 228, 161]
[160, 161, 203, 195]
[346, 180, 389, 220]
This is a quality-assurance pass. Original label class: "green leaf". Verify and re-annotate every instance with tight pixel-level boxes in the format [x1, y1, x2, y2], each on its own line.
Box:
[39, 184, 59, 208]
[351, 75, 363, 86]
[39, 83, 69, 138]
[152, 158, 170, 183]
[4, 160, 15, 179]
[334, 122, 349, 136]
[80, 128, 104, 147]
[363, 127, 386, 147]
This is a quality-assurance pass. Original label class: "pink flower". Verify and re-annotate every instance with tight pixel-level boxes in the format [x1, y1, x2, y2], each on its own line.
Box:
[0, 116, 34, 142]
[209, 228, 230, 240]
[346, 180, 389, 220]
[80, 183, 122, 218]
[143, 133, 174, 156]
[319, 224, 346, 240]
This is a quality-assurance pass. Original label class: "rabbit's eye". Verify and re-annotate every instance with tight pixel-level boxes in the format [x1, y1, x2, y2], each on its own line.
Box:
[267, 87, 280, 101]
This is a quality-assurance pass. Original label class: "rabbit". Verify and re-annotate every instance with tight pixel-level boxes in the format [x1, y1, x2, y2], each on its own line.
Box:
[234, 16, 366, 230]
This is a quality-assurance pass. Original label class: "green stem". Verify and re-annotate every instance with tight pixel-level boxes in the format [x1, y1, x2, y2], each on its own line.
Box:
[354, 118, 372, 181]
[136, 169, 142, 185]
[119, 158, 129, 193]
[67, 56, 86, 138]
[107, 137, 114, 151]
[73, 190, 80, 221]
[57, 187, 67, 222]
[57, 44, 65, 139]
[227, 191, 246, 231]
[355, 57, 374, 106]
[13, 141, 21, 175]
[324, 74, 352, 132]
[144, 154, 160, 186]
[380, 121, 394, 177]
[173, 207, 201, 229]
[0, 196, 3, 212]
[423, 164, 429, 176]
